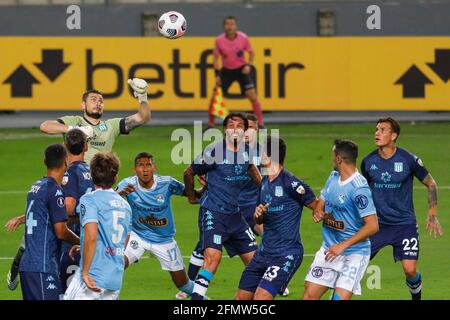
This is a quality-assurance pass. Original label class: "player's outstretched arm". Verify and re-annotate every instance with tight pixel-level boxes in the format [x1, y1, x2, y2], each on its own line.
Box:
[183, 166, 198, 204]
[325, 214, 379, 262]
[40, 120, 70, 134]
[4, 214, 25, 232]
[421, 174, 443, 238]
[53, 221, 80, 246]
[82, 222, 101, 292]
[124, 78, 151, 132]
[248, 164, 262, 186]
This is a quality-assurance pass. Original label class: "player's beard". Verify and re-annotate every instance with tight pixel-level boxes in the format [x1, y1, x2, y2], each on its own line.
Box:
[85, 109, 103, 119]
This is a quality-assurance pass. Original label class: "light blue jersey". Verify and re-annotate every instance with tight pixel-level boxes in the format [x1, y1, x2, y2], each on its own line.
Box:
[320, 171, 376, 256]
[116, 175, 185, 244]
[78, 189, 132, 291]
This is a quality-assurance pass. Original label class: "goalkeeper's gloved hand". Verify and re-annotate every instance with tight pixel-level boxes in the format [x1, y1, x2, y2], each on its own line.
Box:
[128, 78, 148, 103]
[68, 125, 95, 139]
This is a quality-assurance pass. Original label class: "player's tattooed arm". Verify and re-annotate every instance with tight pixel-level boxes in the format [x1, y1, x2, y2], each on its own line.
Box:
[124, 101, 151, 132]
[422, 174, 438, 209]
[183, 166, 198, 204]
[248, 164, 262, 185]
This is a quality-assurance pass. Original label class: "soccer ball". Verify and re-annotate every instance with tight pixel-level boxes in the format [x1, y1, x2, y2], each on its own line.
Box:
[158, 11, 187, 39]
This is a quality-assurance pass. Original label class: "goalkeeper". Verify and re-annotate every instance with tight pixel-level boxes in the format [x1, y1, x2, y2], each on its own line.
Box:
[5, 79, 150, 291]
[39, 78, 151, 164]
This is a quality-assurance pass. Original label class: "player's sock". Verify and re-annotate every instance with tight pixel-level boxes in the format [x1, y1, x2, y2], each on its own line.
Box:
[7, 245, 25, 290]
[251, 100, 264, 127]
[188, 252, 204, 280]
[191, 269, 213, 300]
[406, 271, 422, 300]
[178, 280, 195, 295]
[331, 291, 341, 300]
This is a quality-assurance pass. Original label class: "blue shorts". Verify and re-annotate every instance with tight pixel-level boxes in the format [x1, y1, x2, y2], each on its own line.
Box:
[59, 250, 81, 292]
[239, 204, 258, 234]
[238, 251, 303, 297]
[370, 223, 420, 262]
[20, 272, 62, 300]
[197, 207, 257, 257]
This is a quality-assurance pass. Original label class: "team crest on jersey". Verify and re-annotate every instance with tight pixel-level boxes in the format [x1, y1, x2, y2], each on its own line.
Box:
[57, 197, 65, 208]
[311, 267, 324, 278]
[252, 156, 261, 166]
[275, 186, 283, 197]
[381, 172, 391, 183]
[156, 194, 165, 203]
[338, 193, 346, 204]
[98, 123, 108, 132]
[394, 162, 403, 172]
[130, 240, 139, 250]
[62, 176, 68, 186]
[243, 151, 249, 162]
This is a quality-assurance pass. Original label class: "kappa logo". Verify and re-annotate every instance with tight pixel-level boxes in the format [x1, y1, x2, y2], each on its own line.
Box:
[291, 181, 299, 188]
[55, 189, 63, 197]
[46, 275, 55, 282]
[370, 164, 378, 171]
[47, 283, 57, 290]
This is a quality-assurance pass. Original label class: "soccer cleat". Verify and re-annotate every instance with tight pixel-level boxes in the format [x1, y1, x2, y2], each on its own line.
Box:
[6, 270, 19, 291]
[175, 291, 189, 300]
[281, 287, 290, 297]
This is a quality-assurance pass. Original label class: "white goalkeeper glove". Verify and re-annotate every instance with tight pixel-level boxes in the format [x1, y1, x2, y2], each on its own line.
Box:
[68, 125, 95, 139]
[128, 78, 148, 103]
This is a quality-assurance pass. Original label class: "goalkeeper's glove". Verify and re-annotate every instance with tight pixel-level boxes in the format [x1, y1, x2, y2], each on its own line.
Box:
[68, 125, 95, 139]
[128, 78, 148, 103]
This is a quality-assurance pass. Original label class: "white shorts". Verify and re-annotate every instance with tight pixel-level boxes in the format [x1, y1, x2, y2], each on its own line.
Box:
[125, 232, 185, 272]
[305, 246, 369, 296]
[63, 271, 120, 300]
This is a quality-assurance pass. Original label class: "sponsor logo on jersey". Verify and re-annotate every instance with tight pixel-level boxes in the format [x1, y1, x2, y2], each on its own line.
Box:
[323, 213, 345, 231]
[106, 247, 125, 256]
[90, 141, 106, 147]
[381, 171, 391, 183]
[275, 186, 283, 197]
[138, 214, 168, 227]
[394, 162, 403, 172]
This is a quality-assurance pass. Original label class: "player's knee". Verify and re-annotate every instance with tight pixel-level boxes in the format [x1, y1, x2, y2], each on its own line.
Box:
[403, 267, 417, 279]
[302, 290, 318, 300]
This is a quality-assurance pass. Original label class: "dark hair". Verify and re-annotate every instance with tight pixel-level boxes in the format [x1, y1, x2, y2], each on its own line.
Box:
[245, 113, 258, 125]
[333, 139, 358, 164]
[265, 136, 286, 165]
[44, 144, 67, 169]
[65, 129, 87, 156]
[223, 112, 249, 130]
[134, 152, 154, 167]
[90, 152, 120, 189]
[377, 117, 401, 141]
[82, 89, 103, 102]
[223, 16, 236, 24]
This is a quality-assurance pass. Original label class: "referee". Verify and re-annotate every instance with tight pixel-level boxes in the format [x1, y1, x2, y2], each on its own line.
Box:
[211, 16, 264, 127]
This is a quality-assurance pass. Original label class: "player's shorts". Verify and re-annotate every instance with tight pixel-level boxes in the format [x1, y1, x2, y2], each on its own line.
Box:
[20, 272, 62, 300]
[59, 250, 81, 292]
[125, 232, 185, 272]
[239, 204, 257, 233]
[220, 66, 255, 95]
[197, 207, 257, 257]
[63, 270, 119, 300]
[305, 246, 370, 296]
[370, 223, 420, 262]
[238, 251, 302, 297]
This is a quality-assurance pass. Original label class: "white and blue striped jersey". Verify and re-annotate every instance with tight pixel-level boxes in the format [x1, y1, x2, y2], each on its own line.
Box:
[320, 171, 376, 256]
[78, 189, 132, 291]
[116, 175, 185, 244]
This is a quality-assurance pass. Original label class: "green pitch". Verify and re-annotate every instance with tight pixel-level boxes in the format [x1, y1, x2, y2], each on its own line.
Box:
[0, 122, 448, 300]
